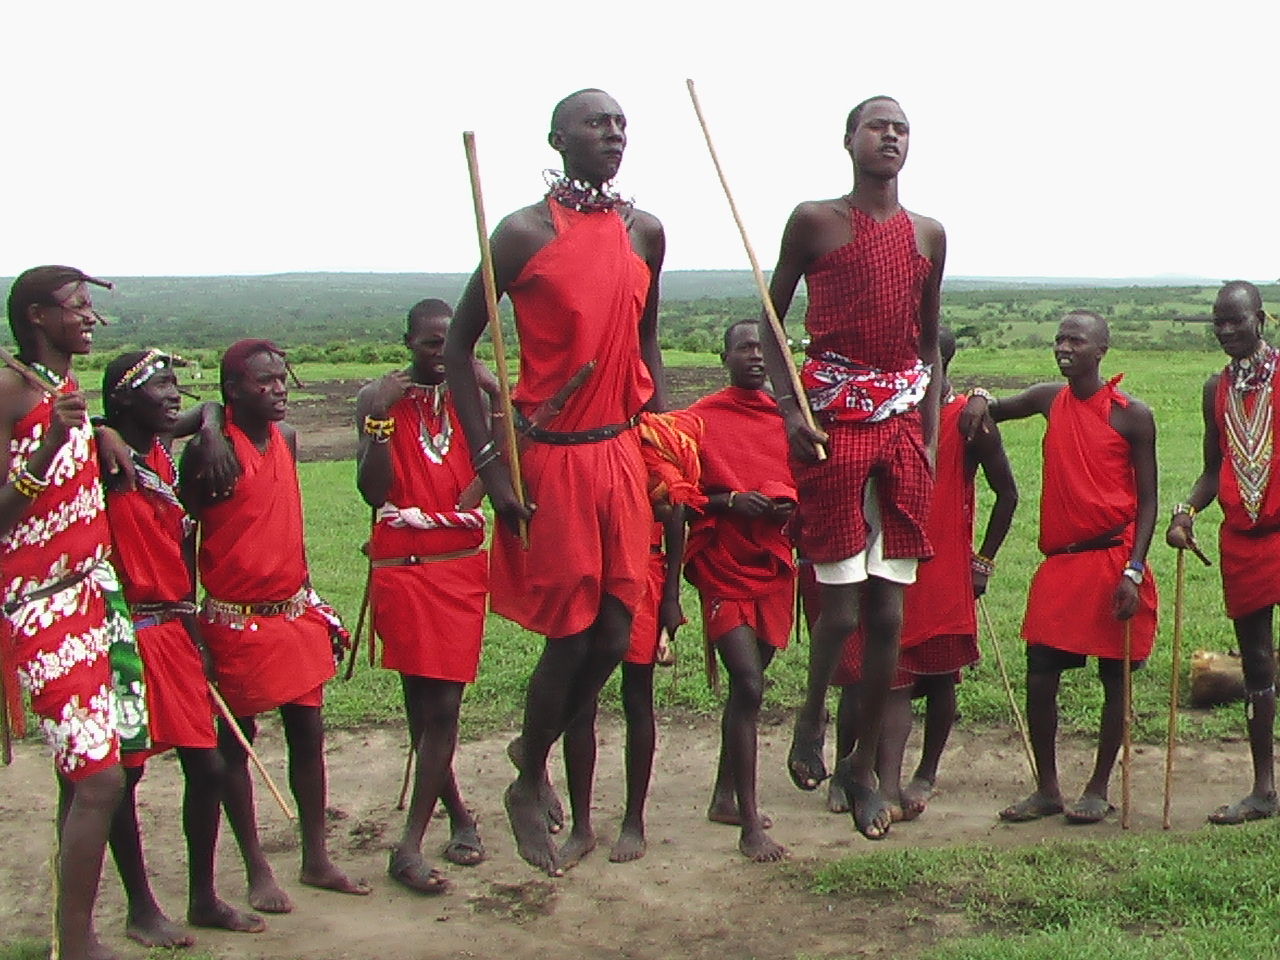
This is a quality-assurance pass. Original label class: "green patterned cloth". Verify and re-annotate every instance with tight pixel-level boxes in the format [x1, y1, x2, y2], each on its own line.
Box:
[97, 564, 149, 753]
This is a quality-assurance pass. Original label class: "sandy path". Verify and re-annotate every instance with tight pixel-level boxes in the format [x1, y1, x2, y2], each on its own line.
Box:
[0, 716, 1253, 959]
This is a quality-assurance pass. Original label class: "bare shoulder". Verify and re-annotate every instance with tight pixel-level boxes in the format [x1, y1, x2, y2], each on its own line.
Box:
[1117, 392, 1155, 424]
[1205, 371, 1223, 395]
[278, 421, 299, 452]
[788, 197, 846, 226]
[906, 210, 945, 246]
[0, 368, 30, 422]
[625, 205, 663, 237]
[1026, 382, 1065, 406]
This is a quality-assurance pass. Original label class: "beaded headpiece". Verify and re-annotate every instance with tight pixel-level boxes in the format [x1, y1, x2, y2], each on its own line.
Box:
[110, 349, 184, 395]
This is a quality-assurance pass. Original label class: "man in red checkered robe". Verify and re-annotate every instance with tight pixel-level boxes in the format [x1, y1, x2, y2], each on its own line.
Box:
[761, 96, 946, 840]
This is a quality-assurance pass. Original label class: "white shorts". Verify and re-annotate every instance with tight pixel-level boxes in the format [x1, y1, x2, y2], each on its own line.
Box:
[812, 478, 919, 586]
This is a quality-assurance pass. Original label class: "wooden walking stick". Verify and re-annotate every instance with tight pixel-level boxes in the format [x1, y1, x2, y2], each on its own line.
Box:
[1121, 619, 1134, 830]
[685, 79, 826, 462]
[0, 670, 12, 766]
[979, 598, 1037, 782]
[463, 130, 529, 548]
[0, 345, 57, 396]
[207, 682, 296, 821]
[396, 734, 419, 811]
[344, 538, 374, 681]
[1163, 549, 1187, 829]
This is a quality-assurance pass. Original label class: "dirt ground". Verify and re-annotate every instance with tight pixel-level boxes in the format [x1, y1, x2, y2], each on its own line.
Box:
[0, 717, 1255, 960]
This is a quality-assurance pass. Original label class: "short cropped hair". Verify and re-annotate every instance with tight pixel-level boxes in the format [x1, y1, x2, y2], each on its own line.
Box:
[845, 96, 900, 135]
[723, 318, 760, 353]
[406, 298, 453, 335]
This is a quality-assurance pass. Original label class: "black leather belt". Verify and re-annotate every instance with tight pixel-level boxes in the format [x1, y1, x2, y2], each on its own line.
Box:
[516, 410, 641, 445]
[1045, 525, 1127, 557]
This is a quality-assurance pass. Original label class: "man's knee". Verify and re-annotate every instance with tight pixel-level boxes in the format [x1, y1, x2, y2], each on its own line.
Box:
[280, 704, 326, 754]
[74, 764, 126, 811]
[620, 666, 654, 720]
[728, 669, 766, 712]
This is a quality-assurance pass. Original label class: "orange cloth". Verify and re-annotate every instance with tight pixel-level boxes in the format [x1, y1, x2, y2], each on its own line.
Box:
[491, 200, 654, 638]
[108, 441, 215, 756]
[683, 386, 796, 648]
[1020, 379, 1158, 660]
[198, 421, 335, 716]
[625, 525, 667, 665]
[1215, 368, 1280, 619]
[372, 388, 487, 682]
[638, 410, 706, 510]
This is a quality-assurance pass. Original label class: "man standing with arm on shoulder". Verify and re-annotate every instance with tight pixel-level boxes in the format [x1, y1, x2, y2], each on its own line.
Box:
[1168, 281, 1280, 824]
[761, 96, 945, 840]
[355, 300, 492, 893]
[445, 89, 666, 876]
[962, 311, 1158, 825]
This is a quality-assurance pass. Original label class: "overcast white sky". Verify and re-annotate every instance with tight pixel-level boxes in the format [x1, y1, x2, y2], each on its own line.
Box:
[4, 1, 1276, 281]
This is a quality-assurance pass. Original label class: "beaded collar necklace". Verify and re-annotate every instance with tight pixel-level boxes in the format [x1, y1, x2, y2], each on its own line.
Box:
[1229, 340, 1279, 393]
[28, 362, 66, 391]
[410, 383, 452, 465]
[543, 169, 629, 213]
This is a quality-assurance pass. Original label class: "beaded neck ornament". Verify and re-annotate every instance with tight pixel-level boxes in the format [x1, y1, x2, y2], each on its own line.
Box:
[410, 383, 452, 465]
[1224, 340, 1280, 522]
[1229, 340, 1280, 393]
[543, 169, 629, 213]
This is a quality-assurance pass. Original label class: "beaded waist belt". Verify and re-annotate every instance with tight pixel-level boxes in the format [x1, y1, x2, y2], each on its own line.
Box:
[131, 600, 198, 627]
[1044, 525, 1127, 557]
[201, 587, 309, 627]
[371, 547, 482, 568]
[515, 410, 641, 445]
[2, 567, 92, 616]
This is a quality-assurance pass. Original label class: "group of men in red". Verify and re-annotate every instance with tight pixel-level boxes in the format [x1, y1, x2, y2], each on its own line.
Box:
[5, 86, 1280, 960]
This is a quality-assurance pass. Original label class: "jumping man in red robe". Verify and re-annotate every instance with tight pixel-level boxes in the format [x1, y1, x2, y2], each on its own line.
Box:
[1168, 281, 1280, 824]
[445, 89, 666, 875]
[182, 340, 369, 908]
[761, 97, 946, 840]
[962, 311, 1159, 825]
[356, 300, 494, 892]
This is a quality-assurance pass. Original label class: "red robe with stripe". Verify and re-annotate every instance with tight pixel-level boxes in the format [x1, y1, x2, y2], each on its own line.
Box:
[491, 200, 654, 638]
[371, 388, 487, 682]
[684, 387, 796, 649]
[198, 421, 334, 716]
[1020, 379, 1158, 660]
[1215, 366, 1280, 619]
[108, 440, 216, 757]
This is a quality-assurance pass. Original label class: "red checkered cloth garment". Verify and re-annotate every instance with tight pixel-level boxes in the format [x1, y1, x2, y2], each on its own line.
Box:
[792, 205, 934, 563]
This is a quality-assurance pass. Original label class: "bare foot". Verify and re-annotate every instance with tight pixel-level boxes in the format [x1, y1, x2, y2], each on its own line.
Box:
[835, 760, 892, 840]
[739, 827, 788, 863]
[388, 850, 449, 895]
[608, 822, 646, 863]
[827, 777, 850, 814]
[557, 829, 597, 871]
[504, 781, 562, 876]
[706, 796, 773, 829]
[188, 898, 266, 934]
[125, 910, 196, 949]
[299, 860, 372, 896]
[900, 776, 934, 821]
[248, 867, 294, 914]
[507, 737, 565, 834]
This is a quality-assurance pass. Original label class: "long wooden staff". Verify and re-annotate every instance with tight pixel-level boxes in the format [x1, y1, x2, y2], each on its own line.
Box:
[1121, 619, 1134, 830]
[979, 598, 1037, 782]
[1163, 549, 1186, 829]
[207, 682, 296, 821]
[685, 79, 825, 461]
[343, 535, 375, 681]
[463, 131, 529, 547]
[396, 734, 419, 811]
[0, 667, 12, 766]
[0, 345, 56, 395]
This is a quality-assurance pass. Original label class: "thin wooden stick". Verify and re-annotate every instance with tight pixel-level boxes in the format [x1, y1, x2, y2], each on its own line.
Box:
[343, 555, 373, 681]
[462, 130, 529, 547]
[396, 735, 418, 811]
[1163, 549, 1186, 830]
[0, 345, 57, 395]
[685, 79, 825, 461]
[207, 682, 296, 821]
[1121, 619, 1133, 830]
[979, 598, 1037, 782]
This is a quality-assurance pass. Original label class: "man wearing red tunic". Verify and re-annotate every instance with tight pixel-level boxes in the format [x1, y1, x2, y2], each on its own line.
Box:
[962, 311, 1159, 825]
[1168, 281, 1280, 824]
[446, 89, 666, 875]
[355, 300, 491, 893]
[824, 328, 1018, 821]
[181, 340, 368, 909]
[101, 349, 265, 943]
[684, 320, 796, 861]
[0, 266, 137, 960]
[762, 97, 946, 840]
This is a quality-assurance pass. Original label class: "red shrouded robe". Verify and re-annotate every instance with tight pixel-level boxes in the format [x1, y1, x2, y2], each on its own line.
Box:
[683, 386, 796, 648]
[1020, 379, 1158, 661]
[371, 388, 487, 682]
[1216, 364, 1280, 619]
[198, 421, 335, 716]
[834, 395, 980, 686]
[108, 440, 216, 760]
[491, 200, 654, 638]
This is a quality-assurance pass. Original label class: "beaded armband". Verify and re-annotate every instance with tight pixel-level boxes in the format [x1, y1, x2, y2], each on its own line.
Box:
[1172, 502, 1197, 522]
[13, 469, 50, 499]
[363, 415, 396, 443]
[970, 552, 996, 577]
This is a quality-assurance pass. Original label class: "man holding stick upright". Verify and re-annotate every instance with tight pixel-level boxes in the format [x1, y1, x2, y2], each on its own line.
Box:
[355, 300, 494, 892]
[1168, 281, 1280, 824]
[445, 89, 666, 876]
[762, 97, 945, 840]
[962, 311, 1158, 826]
